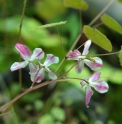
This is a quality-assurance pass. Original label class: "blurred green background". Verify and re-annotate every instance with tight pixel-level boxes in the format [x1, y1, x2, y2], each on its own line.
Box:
[0, 0, 122, 124]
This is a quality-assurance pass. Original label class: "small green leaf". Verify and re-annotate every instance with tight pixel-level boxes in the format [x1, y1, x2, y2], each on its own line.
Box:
[50, 107, 65, 121]
[119, 46, 122, 66]
[118, 0, 122, 2]
[38, 114, 54, 124]
[83, 25, 112, 52]
[30, 21, 67, 30]
[101, 14, 122, 34]
[64, 0, 88, 10]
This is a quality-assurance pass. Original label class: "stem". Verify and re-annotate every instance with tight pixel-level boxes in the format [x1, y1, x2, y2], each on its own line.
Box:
[92, 22, 103, 28]
[88, 0, 115, 26]
[66, 34, 81, 57]
[18, 0, 28, 39]
[0, 111, 11, 117]
[55, 57, 66, 73]
[56, 26, 65, 56]
[61, 60, 80, 78]
[86, 51, 120, 57]
[19, 0, 28, 89]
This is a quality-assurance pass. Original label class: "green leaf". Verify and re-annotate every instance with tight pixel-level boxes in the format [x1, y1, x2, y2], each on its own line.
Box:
[119, 46, 122, 66]
[83, 25, 112, 52]
[38, 114, 54, 124]
[34, 100, 44, 111]
[64, 0, 88, 10]
[50, 107, 65, 121]
[118, 0, 122, 2]
[101, 14, 122, 34]
[30, 21, 67, 30]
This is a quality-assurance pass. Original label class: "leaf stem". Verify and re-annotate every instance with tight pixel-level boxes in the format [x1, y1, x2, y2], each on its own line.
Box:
[88, 0, 115, 26]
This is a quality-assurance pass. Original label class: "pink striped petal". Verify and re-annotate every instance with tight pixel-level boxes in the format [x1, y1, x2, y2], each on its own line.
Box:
[30, 68, 45, 83]
[89, 72, 100, 82]
[10, 61, 28, 71]
[30, 48, 44, 61]
[91, 81, 109, 93]
[82, 40, 91, 55]
[46, 68, 57, 80]
[67, 50, 81, 60]
[15, 43, 31, 60]
[44, 54, 59, 67]
[75, 61, 84, 74]
[85, 86, 93, 107]
[84, 57, 102, 70]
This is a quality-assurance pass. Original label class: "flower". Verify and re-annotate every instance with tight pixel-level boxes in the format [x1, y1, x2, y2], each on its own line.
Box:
[67, 40, 102, 73]
[10, 43, 44, 71]
[29, 54, 59, 83]
[80, 72, 109, 107]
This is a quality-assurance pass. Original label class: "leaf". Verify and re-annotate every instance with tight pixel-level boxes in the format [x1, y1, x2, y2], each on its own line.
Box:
[118, 0, 122, 2]
[83, 25, 112, 52]
[64, 0, 88, 10]
[119, 46, 122, 66]
[30, 21, 67, 30]
[101, 14, 122, 34]
[38, 114, 54, 124]
[50, 107, 65, 121]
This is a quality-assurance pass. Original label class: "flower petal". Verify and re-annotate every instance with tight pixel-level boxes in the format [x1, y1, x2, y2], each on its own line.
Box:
[46, 67, 57, 80]
[85, 85, 93, 107]
[84, 57, 102, 70]
[10, 61, 28, 71]
[82, 39, 91, 55]
[89, 72, 100, 82]
[30, 68, 45, 83]
[67, 50, 81, 60]
[15, 43, 31, 60]
[29, 63, 39, 74]
[75, 61, 84, 74]
[30, 48, 44, 61]
[80, 80, 87, 87]
[91, 81, 109, 93]
[44, 54, 59, 67]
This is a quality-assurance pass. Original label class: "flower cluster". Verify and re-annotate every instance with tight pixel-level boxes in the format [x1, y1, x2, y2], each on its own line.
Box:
[10, 40, 109, 107]
[67, 39, 109, 107]
[10, 43, 59, 83]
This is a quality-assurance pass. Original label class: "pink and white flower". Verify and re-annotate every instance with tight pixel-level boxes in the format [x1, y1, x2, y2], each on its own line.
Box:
[29, 54, 59, 83]
[67, 40, 102, 73]
[10, 43, 44, 71]
[80, 72, 109, 107]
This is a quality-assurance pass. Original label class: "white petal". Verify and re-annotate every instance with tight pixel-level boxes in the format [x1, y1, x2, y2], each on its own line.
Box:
[89, 72, 100, 82]
[29, 63, 39, 74]
[80, 80, 87, 87]
[30, 68, 45, 83]
[75, 61, 84, 74]
[84, 57, 102, 70]
[85, 85, 93, 107]
[82, 39, 91, 55]
[46, 67, 57, 80]
[10, 61, 28, 71]
[15, 43, 31, 60]
[44, 54, 59, 67]
[30, 48, 44, 61]
[91, 81, 109, 93]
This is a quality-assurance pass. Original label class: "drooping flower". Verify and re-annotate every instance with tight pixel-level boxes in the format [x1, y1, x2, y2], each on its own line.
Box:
[80, 72, 109, 107]
[67, 40, 102, 73]
[29, 54, 59, 83]
[10, 43, 44, 71]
